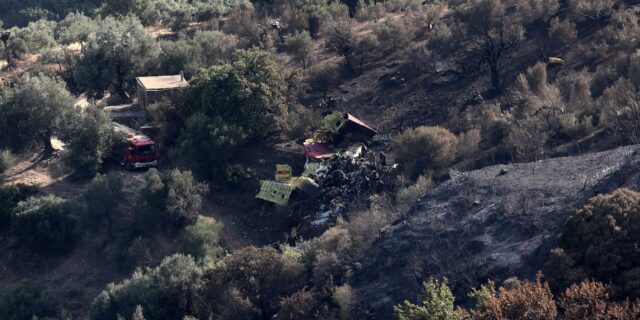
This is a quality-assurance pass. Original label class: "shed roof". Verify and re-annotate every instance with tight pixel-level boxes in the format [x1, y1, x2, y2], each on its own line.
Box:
[136, 75, 190, 91]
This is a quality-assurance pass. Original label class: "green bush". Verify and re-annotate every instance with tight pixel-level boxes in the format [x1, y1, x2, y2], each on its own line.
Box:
[12, 195, 77, 253]
[0, 149, 14, 178]
[55, 12, 98, 46]
[223, 247, 305, 317]
[180, 219, 225, 262]
[287, 30, 313, 69]
[283, 105, 322, 140]
[0, 280, 57, 320]
[394, 278, 457, 320]
[373, 18, 406, 51]
[61, 106, 117, 177]
[91, 254, 203, 320]
[393, 126, 458, 180]
[81, 174, 124, 233]
[140, 168, 208, 228]
[307, 63, 340, 97]
[115, 236, 152, 273]
[158, 31, 239, 78]
[0, 184, 37, 232]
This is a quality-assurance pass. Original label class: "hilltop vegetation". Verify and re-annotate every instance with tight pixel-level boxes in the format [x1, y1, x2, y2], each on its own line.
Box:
[1, 0, 640, 319]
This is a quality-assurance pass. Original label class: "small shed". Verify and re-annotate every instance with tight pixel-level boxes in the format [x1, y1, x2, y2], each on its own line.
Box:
[136, 73, 190, 109]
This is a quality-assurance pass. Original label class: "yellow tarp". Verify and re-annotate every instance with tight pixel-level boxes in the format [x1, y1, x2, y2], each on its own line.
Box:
[275, 164, 292, 182]
[256, 181, 294, 206]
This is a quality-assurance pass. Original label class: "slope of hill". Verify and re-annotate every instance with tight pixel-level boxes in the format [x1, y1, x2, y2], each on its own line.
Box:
[353, 145, 640, 319]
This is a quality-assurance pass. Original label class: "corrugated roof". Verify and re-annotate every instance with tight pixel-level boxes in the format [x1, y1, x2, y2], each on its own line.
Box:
[137, 75, 190, 91]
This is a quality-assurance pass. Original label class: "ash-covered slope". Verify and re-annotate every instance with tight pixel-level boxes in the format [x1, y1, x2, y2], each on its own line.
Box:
[353, 145, 640, 319]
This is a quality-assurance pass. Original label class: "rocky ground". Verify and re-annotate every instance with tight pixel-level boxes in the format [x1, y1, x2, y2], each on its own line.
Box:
[352, 145, 640, 319]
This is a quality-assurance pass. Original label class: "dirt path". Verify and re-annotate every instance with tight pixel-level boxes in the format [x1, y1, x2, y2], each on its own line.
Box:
[199, 199, 256, 251]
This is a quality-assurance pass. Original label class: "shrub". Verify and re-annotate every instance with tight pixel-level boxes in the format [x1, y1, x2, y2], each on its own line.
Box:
[283, 105, 322, 140]
[158, 39, 202, 79]
[334, 284, 355, 320]
[307, 63, 340, 97]
[0, 184, 36, 232]
[307, 226, 353, 286]
[567, 0, 614, 21]
[12, 195, 77, 253]
[326, 19, 356, 64]
[516, 62, 548, 95]
[191, 30, 239, 67]
[91, 254, 203, 320]
[629, 50, 640, 85]
[395, 175, 433, 213]
[180, 219, 225, 262]
[407, 46, 433, 75]
[545, 189, 640, 297]
[11, 19, 57, 55]
[393, 126, 458, 180]
[468, 274, 557, 320]
[279, 290, 316, 319]
[603, 8, 640, 52]
[373, 18, 406, 52]
[222, 6, 261, 48]
[140, 168, 209, 227]
[504, 119, 548, 162]
[224, 247, 304, 316]
[82, 174, 124, 232]
[568, 72, 593, 114]
[287, 30, 313, 69]
[0, 280, 57, 320]
[393, 278, 457, 320]
[548, 18, 577, 52]
[599, 78, 640, 144]
[559, 280, 640, 319]
[116, 236, 152, 273]
[56, 12, 98, 46]
[519, 0, 560, 23]
[456, 129, 481, 161]
[0, 149, 13, 178]
[351, 34, 378, 74]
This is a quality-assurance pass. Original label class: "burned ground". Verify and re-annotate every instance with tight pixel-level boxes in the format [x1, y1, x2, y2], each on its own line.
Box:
[352, 145, 640, 319]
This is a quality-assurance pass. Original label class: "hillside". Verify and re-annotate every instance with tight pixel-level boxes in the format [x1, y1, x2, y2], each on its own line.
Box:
[353, 145, 640, 318]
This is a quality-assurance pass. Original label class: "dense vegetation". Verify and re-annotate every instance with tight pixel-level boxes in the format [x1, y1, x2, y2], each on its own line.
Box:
[1, 0, 640, 319]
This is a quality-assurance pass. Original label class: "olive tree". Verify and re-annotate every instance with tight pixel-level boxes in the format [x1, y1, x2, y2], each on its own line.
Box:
[0, 73, 75, 155]
[74, 15, 159, 98]
[60, 105, 117, 176]
[56, 12, 99, 49]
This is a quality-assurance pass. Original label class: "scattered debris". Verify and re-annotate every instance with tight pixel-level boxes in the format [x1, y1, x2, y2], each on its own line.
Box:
[256, 112, 392, 235]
